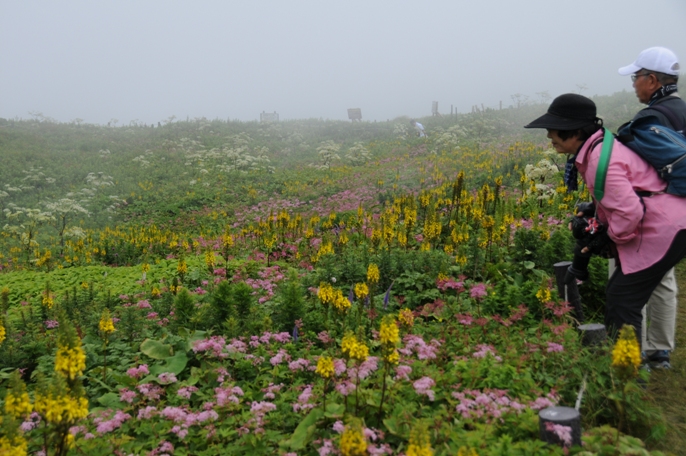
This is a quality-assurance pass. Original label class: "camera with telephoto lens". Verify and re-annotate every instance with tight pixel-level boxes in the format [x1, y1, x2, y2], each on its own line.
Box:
[565, 203, 611, 283]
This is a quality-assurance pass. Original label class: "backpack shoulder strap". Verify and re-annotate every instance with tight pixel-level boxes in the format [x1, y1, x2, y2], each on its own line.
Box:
[594, 129, 615, 202]
[645, 103, 685, 132]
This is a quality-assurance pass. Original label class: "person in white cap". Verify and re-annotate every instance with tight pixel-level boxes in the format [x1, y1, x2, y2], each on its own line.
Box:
[410, 119, 427, 138]
[618, 46, 686, 369]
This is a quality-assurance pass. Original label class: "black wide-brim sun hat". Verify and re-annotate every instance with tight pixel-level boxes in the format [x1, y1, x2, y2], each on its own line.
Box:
[524, 93, 598, 130]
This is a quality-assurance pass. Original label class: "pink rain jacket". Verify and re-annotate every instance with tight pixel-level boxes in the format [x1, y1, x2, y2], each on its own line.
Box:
[575, 129, 686, 274]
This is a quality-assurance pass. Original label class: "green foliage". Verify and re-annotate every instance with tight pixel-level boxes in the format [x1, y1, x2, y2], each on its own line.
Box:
[271, 270, 305, 333]
[173, 288, 196, 329]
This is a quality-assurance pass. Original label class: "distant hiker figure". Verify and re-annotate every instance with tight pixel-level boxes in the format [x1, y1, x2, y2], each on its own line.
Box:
[410, 119, 427, 138]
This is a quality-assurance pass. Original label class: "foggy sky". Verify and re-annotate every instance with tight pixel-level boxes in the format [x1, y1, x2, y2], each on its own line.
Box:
[2, 0, 686, 125]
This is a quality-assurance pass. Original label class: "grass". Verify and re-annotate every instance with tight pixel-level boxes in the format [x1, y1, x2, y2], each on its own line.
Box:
[646, 261, 686, 455]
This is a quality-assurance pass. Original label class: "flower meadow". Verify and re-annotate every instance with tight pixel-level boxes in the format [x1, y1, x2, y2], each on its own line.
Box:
[0, 100, 668, 455]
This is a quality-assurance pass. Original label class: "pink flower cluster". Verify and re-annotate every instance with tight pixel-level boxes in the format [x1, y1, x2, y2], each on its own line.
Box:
[453, 389, 526, 421]
[137, 383, 164, 401]
[94, 410, 131, 434]
[473, 344, 502, 362]
[398, 335, 440, 360]
[270, 349, 292, 366]
[177, 386, 199, 399]
[126, 364, 150, 379]
[413, 376, 436, 401]
[292, 385, 315, 412]
[394, 365, 412, 381]
[546, 342, 564, 353]
[347, 357, 379, 381]
[158, 372, 178, 384]
[192, 336, 229, 358]
[288, 358, 311, 372]
[334, 380, 356, 396]
[215, 385, 244, 406]
[261, 383, 284, 400]
[119, 388, 137, 404]
[436, 277, 464, 292]
[244, 265, 286, 303]
[545, 422, 573, 447]
[469, 283, 488, 300]
[20, 412, 41, 432]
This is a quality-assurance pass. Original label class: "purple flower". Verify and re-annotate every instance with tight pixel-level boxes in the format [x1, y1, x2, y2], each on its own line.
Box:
[383, 280, 394, 309]
[126, 364, 149, 379]
[394, 365, 412, 381]
[44, 320, 59, 329]
[546, 342, 564, 353]
[177, 386, 198, 399]
[119, 388, 137, 403]
[413, 376, 436, 401]
[96, 410, 131, 434]
[158, 372, 178, 384]
[545, 422, 573, 447]
[335, 380, 356, 396]
[332, 420, 345, 433]
[469, 283, 488, 300]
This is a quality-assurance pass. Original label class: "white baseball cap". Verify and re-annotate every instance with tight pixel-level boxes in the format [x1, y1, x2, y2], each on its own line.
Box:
[618, 47, 681, 76]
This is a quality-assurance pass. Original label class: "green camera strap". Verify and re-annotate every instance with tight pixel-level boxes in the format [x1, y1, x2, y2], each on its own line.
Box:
[593, 128, 614, 202]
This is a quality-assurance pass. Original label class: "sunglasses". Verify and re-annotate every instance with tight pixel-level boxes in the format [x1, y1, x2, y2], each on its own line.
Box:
[631, 72, 653, 82]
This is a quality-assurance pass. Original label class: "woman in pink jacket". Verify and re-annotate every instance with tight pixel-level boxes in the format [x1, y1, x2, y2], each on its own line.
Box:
[525, 93, 686, 342]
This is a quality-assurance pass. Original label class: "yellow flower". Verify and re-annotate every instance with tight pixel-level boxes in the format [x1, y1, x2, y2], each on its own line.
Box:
[379, 318, 400, 345]
[332, 292, 352, 312]
[340, 421, 367, 456]
[55, 345, 86, 380]
[177, 258, 188, 274]
[367, 264, 380, 284]
[5, 390, 32, 418]
[384, 349, 400, 365]
[457, 447, 479, 456]
[142, 263, 150, 272]
[318, 283, 335, 305]
[341, 333, 357, 356]
[407, 422, 433, 456]
[316, 356, 335, 379]
[0, 322, 5, 345]
[354, 283, 369, 299]
[205, 250, 216, 269]
[536, 287, 552, 304]
[42, 294, 54, 309]
[349, 341, 369, 362]
[34, 393, 88, 424]
[398, 308, 414, 328]
[318, 241, 335, 256]
[224, 233, 234, 248]
[0, 435, 28, 456]
[612, 325, 642, 378]
[4, 372, 32, 418]
[151, 287, 161, 298]
[99, 309, 115, 334]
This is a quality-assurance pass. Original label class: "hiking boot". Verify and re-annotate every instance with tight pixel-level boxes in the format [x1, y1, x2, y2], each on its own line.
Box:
[647, 350, 671, 370]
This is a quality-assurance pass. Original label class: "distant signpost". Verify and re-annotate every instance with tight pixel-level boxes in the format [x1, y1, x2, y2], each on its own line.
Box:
[432, 101, 439, 117]
[347, 108, 362, 122]
[260, 111, 279, 122]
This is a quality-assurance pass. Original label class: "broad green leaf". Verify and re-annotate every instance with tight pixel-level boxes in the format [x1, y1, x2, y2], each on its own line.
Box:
[149, 352, 189, 375]
[281, 408, 323, 450]
[140, 339, 173, 359]
[324, 402, 345, 418]
[97, 392, 123, 409]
